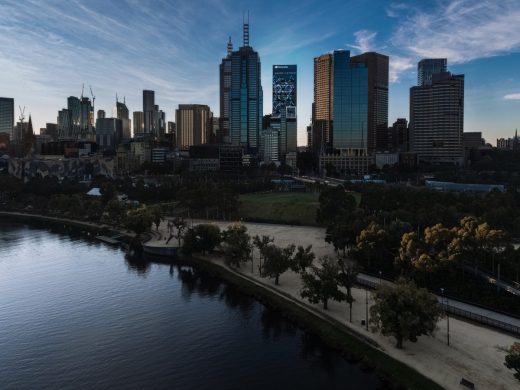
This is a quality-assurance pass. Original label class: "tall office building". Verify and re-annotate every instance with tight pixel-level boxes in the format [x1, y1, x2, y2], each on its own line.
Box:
[97, 110, 106, 119]
[133, 111, 144, 135]
[272, 65, 297, 156]
[331, 50, 368, 152]
[219, 19, 263, 153]
[95, 117, 122, 152]
[410, 65, 464, 165]
[154, 106, 166, 139]
[351, 52, 388, 151]
[65, 96, 81, 140]
[79, 97, 94, 139]
[175, 104, 211, 149]
[259, 127, 279, 164]
[143, 90, 155, 134]
[388, 118, 409, 152]
[418, 59, 447, 86]
[114, 100, 131, 139]
[312, 54, 333, 153]
[0, 97, 14, 140]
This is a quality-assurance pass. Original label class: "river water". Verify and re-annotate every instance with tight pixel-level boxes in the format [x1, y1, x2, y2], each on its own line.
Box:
[0, 222, 383, 389]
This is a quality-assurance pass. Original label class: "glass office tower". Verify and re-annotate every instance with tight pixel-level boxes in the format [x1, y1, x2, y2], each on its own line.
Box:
[332, 50, 368, 151]
[220, 20, 263, 153]
[0, 97, 14, 140]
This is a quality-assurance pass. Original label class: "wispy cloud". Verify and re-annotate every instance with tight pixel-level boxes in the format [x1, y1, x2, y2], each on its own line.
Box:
[390, 0, 520, 64]
[347, 30, 377, 53]
[504, 93, 520, 101]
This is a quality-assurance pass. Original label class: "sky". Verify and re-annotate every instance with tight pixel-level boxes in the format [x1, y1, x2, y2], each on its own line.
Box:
[1, 0, 520, 146]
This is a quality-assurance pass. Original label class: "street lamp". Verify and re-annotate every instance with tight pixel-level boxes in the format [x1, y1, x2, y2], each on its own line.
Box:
[440, 288, 450, 346]
[378, 270, 382, 285]
[365, 288, 369, 331]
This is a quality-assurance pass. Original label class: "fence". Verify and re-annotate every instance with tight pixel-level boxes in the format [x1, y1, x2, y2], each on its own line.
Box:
[356, 275, 520, 336]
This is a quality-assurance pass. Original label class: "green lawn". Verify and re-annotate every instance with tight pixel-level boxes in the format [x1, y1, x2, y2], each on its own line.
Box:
[239, 192, 320, 226]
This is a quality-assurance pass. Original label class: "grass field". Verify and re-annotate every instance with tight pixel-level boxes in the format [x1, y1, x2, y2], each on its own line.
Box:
[238, 192, 320, 226]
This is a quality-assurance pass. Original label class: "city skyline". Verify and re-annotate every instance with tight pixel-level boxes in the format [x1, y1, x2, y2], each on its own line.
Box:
[1, 0, 520, 145]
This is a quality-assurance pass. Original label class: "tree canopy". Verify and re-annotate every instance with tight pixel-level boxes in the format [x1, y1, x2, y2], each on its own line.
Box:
[300, 256, 345, 310]
[370, 278, 443, 349]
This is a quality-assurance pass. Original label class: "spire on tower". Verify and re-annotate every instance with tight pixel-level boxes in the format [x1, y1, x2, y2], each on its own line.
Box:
[227, 36, 233, 56]
[243, 11, 249, 47]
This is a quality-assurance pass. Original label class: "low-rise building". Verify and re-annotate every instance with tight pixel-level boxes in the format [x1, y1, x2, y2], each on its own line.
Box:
[319, 151, 373, 176]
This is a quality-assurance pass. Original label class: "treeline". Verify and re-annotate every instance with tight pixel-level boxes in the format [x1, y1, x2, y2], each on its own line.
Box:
[319, 185, 520, 314]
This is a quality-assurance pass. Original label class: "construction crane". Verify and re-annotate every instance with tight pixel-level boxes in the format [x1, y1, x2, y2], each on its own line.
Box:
[18, 105, 25, 124]
[81, 83, 84, 99]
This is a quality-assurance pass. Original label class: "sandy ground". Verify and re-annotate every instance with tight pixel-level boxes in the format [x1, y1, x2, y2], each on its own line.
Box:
[156, 219, 519, 390]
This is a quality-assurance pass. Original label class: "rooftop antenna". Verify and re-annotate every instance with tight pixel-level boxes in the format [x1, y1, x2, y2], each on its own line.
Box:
[243, 10, 249, 47]
[81, 83, 84, 99]
[123, 96, 126, 105]
[227, 36, 233, 56]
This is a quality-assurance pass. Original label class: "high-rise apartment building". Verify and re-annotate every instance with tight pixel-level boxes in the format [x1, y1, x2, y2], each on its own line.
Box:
[219, 20, 263, 153]
[388, 118, 409, 152]
[351, 52, 389, 152]
[143, 90, 155, 134]
[418, 59, 447, 86]
[410, 64, 464, 165]
[133, 111, 144, 135]
[272, 65, 297, 156]
[0, 97, 14, 140]
[175, 104, 211, 149]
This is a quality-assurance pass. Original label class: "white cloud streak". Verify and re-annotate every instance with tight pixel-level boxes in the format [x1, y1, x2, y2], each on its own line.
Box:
[504, 93, 520, 101]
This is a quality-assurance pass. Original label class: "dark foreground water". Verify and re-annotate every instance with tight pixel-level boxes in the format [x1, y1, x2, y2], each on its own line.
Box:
[0, 222, 383, 389]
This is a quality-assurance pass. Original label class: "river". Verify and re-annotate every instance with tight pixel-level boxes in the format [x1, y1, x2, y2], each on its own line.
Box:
[0, 222, 383, 389]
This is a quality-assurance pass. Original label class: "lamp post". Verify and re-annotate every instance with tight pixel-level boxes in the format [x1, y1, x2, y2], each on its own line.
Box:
[378, 270, 382, 285]
[365, 288, 369, 331]
[440, 288, 450, 346]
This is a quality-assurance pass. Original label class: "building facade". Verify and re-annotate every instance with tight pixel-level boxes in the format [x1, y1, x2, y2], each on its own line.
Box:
[312, 54, 333, 153]
[219, 21, 263, 153]
[410, 69, 464, 165]
[259, 127, 279, 164]
[418, 58, 447, 86]
[143, 90, 155, 134]
[0, 97, 14, 141]
[351, 52, 389, 152]
[272, 65, 297, 156]
[175, 104, 211, 149]
[133, 111, 144, 135]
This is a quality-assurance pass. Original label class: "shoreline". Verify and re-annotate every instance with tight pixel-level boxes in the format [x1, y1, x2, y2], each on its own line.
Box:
[0, 211, 442, 390]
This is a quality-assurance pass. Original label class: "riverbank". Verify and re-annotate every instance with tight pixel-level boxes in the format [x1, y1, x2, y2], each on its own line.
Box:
[2, 212, 518, 389]
[185, 255, 441, 390]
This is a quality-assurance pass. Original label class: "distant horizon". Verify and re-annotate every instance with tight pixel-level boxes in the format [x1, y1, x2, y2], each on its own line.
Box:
[1, 0, 520, 146]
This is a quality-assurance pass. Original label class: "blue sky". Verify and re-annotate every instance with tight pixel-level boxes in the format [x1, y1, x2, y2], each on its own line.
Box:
[1, 0, 520, 145]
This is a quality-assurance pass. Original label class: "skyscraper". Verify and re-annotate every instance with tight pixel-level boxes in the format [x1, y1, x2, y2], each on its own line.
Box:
[312, 54, 333, 153]
[272, 65, 297, 155]
[175, 104, 211, 149]
[219, 18, 263, 153]
[418, 58, 447, 86]
[0, 97, 14, 140]
[97, 110, 106, 120]
[219, 36, 233, 144]
[410, 65, 464, 165]
[66, 96, 81, 140]
[351, 52, 389, 151]
[143, 90, 155, 134]
[331, 50, 368, 152]
[133, 111, 144, 135]
[114, 100, 131, 139]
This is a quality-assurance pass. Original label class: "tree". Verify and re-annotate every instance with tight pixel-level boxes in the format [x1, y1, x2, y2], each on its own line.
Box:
[150, 205, 164, 231]
[337, 261, 358, 322]
[172, 217, 187, 246]
[291, 245, 315, 273]
[355, 222, 389, 270]
[316, 186, 356, 224]
[99, 182, 117, 205]
[193, 224, 221, 255]
[261, 244, 296, 285]
[300, 256, 345, 309]
[504, 342, 520, 381]
[252, 234, 274, 276]
[370, 278, 443, 349]
[124, 207, 153, 238]
[222, 223, 252, 267]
